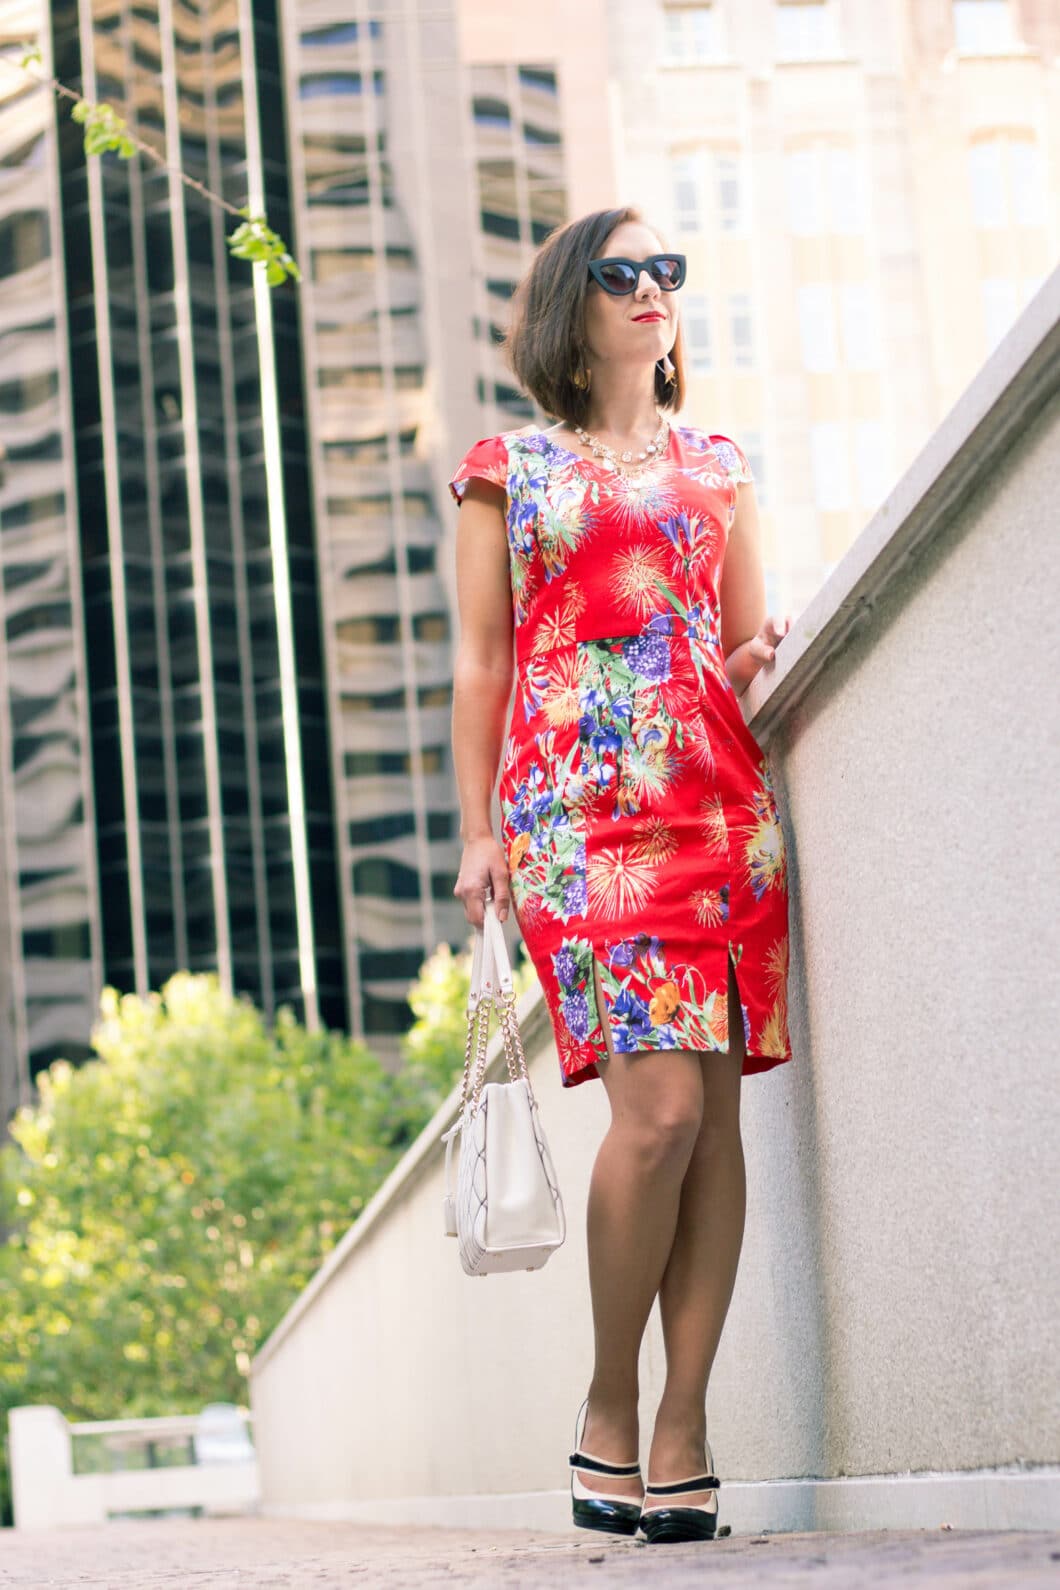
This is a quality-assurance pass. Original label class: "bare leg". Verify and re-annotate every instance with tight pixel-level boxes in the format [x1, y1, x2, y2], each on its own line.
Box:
[644, 951, 747, 1510]
[574, 958, 705, 1500]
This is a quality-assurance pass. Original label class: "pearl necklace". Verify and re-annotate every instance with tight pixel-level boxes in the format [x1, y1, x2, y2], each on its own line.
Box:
[571, 415, 670, 476]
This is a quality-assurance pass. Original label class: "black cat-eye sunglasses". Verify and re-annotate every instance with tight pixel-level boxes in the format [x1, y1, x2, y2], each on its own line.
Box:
[587, 253, 687, 296]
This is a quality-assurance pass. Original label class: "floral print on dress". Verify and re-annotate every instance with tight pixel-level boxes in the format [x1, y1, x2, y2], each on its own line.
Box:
[450, 425, 792, 1089]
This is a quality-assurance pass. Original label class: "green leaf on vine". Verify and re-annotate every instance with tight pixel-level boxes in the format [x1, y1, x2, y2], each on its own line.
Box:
[224, 214, 299, 287]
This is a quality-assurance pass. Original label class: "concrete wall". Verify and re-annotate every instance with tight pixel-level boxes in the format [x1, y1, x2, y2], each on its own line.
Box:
[249, 272, 1060, 1533]
[741, 377, 1058, 1489]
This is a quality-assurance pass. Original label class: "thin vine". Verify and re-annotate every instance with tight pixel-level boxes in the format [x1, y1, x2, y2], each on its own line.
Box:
[11, 45, 301, 287]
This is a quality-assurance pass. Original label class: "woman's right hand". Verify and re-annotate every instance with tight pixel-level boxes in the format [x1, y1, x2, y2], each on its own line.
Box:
[454, 836, 511, 927]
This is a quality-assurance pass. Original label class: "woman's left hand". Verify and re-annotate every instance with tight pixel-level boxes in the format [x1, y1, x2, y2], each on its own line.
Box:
[725, 613, 791, 693]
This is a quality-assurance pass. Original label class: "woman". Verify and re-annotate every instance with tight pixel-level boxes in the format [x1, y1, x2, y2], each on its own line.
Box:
[448, 205, 793, 1546]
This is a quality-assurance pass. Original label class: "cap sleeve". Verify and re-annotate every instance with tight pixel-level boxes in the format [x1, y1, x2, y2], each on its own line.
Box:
[448, 434, 508, 506]
[709, 433, 754, 486]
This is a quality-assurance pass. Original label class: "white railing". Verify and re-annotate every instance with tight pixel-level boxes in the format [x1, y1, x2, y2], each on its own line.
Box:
[7, 1403, 260, 1530]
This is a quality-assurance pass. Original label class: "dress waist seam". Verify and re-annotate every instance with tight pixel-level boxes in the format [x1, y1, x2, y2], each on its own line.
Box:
[515, 625, 724, 670]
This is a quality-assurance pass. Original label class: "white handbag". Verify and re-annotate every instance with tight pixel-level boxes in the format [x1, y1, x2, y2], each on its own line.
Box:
[440, 899, 565, 1275]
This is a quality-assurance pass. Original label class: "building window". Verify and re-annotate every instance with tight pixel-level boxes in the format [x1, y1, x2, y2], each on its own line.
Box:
[854, 422, 889, 511]
[716, 153, 744, 232]
[838, 283, 881, 370]
[775, 0, 841, 61]
[299, 71, 383, 99]
[349, 812, 416, 845]
[968, 134, 1046, 229]
[952, 0, 1018, 54]
[524, 119, 561, 146]
[672, 153, 702, 233]
[480, 207, 519, 241]
[311, 248, 375, 281]
[683, 292, 713, 373]
[797, 276, 883, 377]
[360, 947, 431, 984]
[519, 65, 558, 94]
[337, 614, 401, 646]
[473, 96, 511, 130]
[810, 421, 850, 511]
[786, 143, 865, 236]
[0, 210, 49, 277]
[663, 4, 725, 64]
[529, 184, 565, 244]
[728, 293, 755, 368]
[303, 21, 381, 45]
[2, 491, 64, 528]
[968, 141, 1005, 227]
[828, 147, 863, 233]
[810, 421, 889, 513]
[797, 283, 836, 372]
[478, 157, 521, 242]
[1010, 140, 1047, 226]
[494, 382, 534, 418]
[413, 612, 449, 642]
[362, 996, 415, 1036]
[0, 371, 58, 413]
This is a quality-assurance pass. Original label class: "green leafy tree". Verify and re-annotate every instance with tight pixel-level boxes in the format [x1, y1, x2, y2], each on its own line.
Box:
[0, 945, 537, 1525]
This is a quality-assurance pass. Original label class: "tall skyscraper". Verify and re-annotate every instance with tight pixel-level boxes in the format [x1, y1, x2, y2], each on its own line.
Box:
[2, 0, 103, 1113]
[0, 0, 469, 1121]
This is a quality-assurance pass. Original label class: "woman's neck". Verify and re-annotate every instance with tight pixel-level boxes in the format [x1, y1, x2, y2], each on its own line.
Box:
[576, 371, 661, 442]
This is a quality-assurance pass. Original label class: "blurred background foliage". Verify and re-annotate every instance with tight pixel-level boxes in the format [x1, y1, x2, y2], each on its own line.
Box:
[0, 941, 536, 1525]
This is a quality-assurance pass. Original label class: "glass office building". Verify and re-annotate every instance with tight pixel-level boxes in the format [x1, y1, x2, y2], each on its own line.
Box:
[2, 0, 569, 1123]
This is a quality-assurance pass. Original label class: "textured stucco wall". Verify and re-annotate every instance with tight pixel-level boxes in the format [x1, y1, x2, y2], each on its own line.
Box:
[708, 386, 1060, 1481]
[251, 368, 1059, 1515]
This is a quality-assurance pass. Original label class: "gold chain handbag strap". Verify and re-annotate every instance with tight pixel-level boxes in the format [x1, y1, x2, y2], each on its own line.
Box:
[460, 897, 534, 1113]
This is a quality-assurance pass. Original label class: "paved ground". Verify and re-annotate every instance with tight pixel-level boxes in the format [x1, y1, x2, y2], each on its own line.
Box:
[1, 1518, 1058, 1588]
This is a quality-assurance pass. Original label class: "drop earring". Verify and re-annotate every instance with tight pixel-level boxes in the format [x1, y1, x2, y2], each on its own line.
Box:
[573, 364, 591, 391]
[658, 353, 676, 386]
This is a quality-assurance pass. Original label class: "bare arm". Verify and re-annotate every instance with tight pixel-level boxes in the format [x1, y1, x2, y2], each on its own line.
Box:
[719, 480, 790, 697]
[451, 477, 515, 925]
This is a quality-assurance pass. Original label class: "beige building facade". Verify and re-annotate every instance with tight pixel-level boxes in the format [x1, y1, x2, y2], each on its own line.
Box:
[444, 0, 1059, 614]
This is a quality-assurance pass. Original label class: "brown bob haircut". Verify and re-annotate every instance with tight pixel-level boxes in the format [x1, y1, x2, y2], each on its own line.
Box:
[503, 205, 687, 428]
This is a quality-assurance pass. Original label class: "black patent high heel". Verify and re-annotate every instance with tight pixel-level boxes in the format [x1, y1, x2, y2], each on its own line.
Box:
[639, 1436, 721, 1544]
[568, 1396, 643, 1536]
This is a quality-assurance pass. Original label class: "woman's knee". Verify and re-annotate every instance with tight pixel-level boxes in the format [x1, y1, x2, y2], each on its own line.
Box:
[636, 1105, 702, 1167]
[607, 1062, 704, 1167]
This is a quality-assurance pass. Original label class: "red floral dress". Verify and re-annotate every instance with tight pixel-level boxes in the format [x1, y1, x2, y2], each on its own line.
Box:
[449, 425, 793, 1089]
